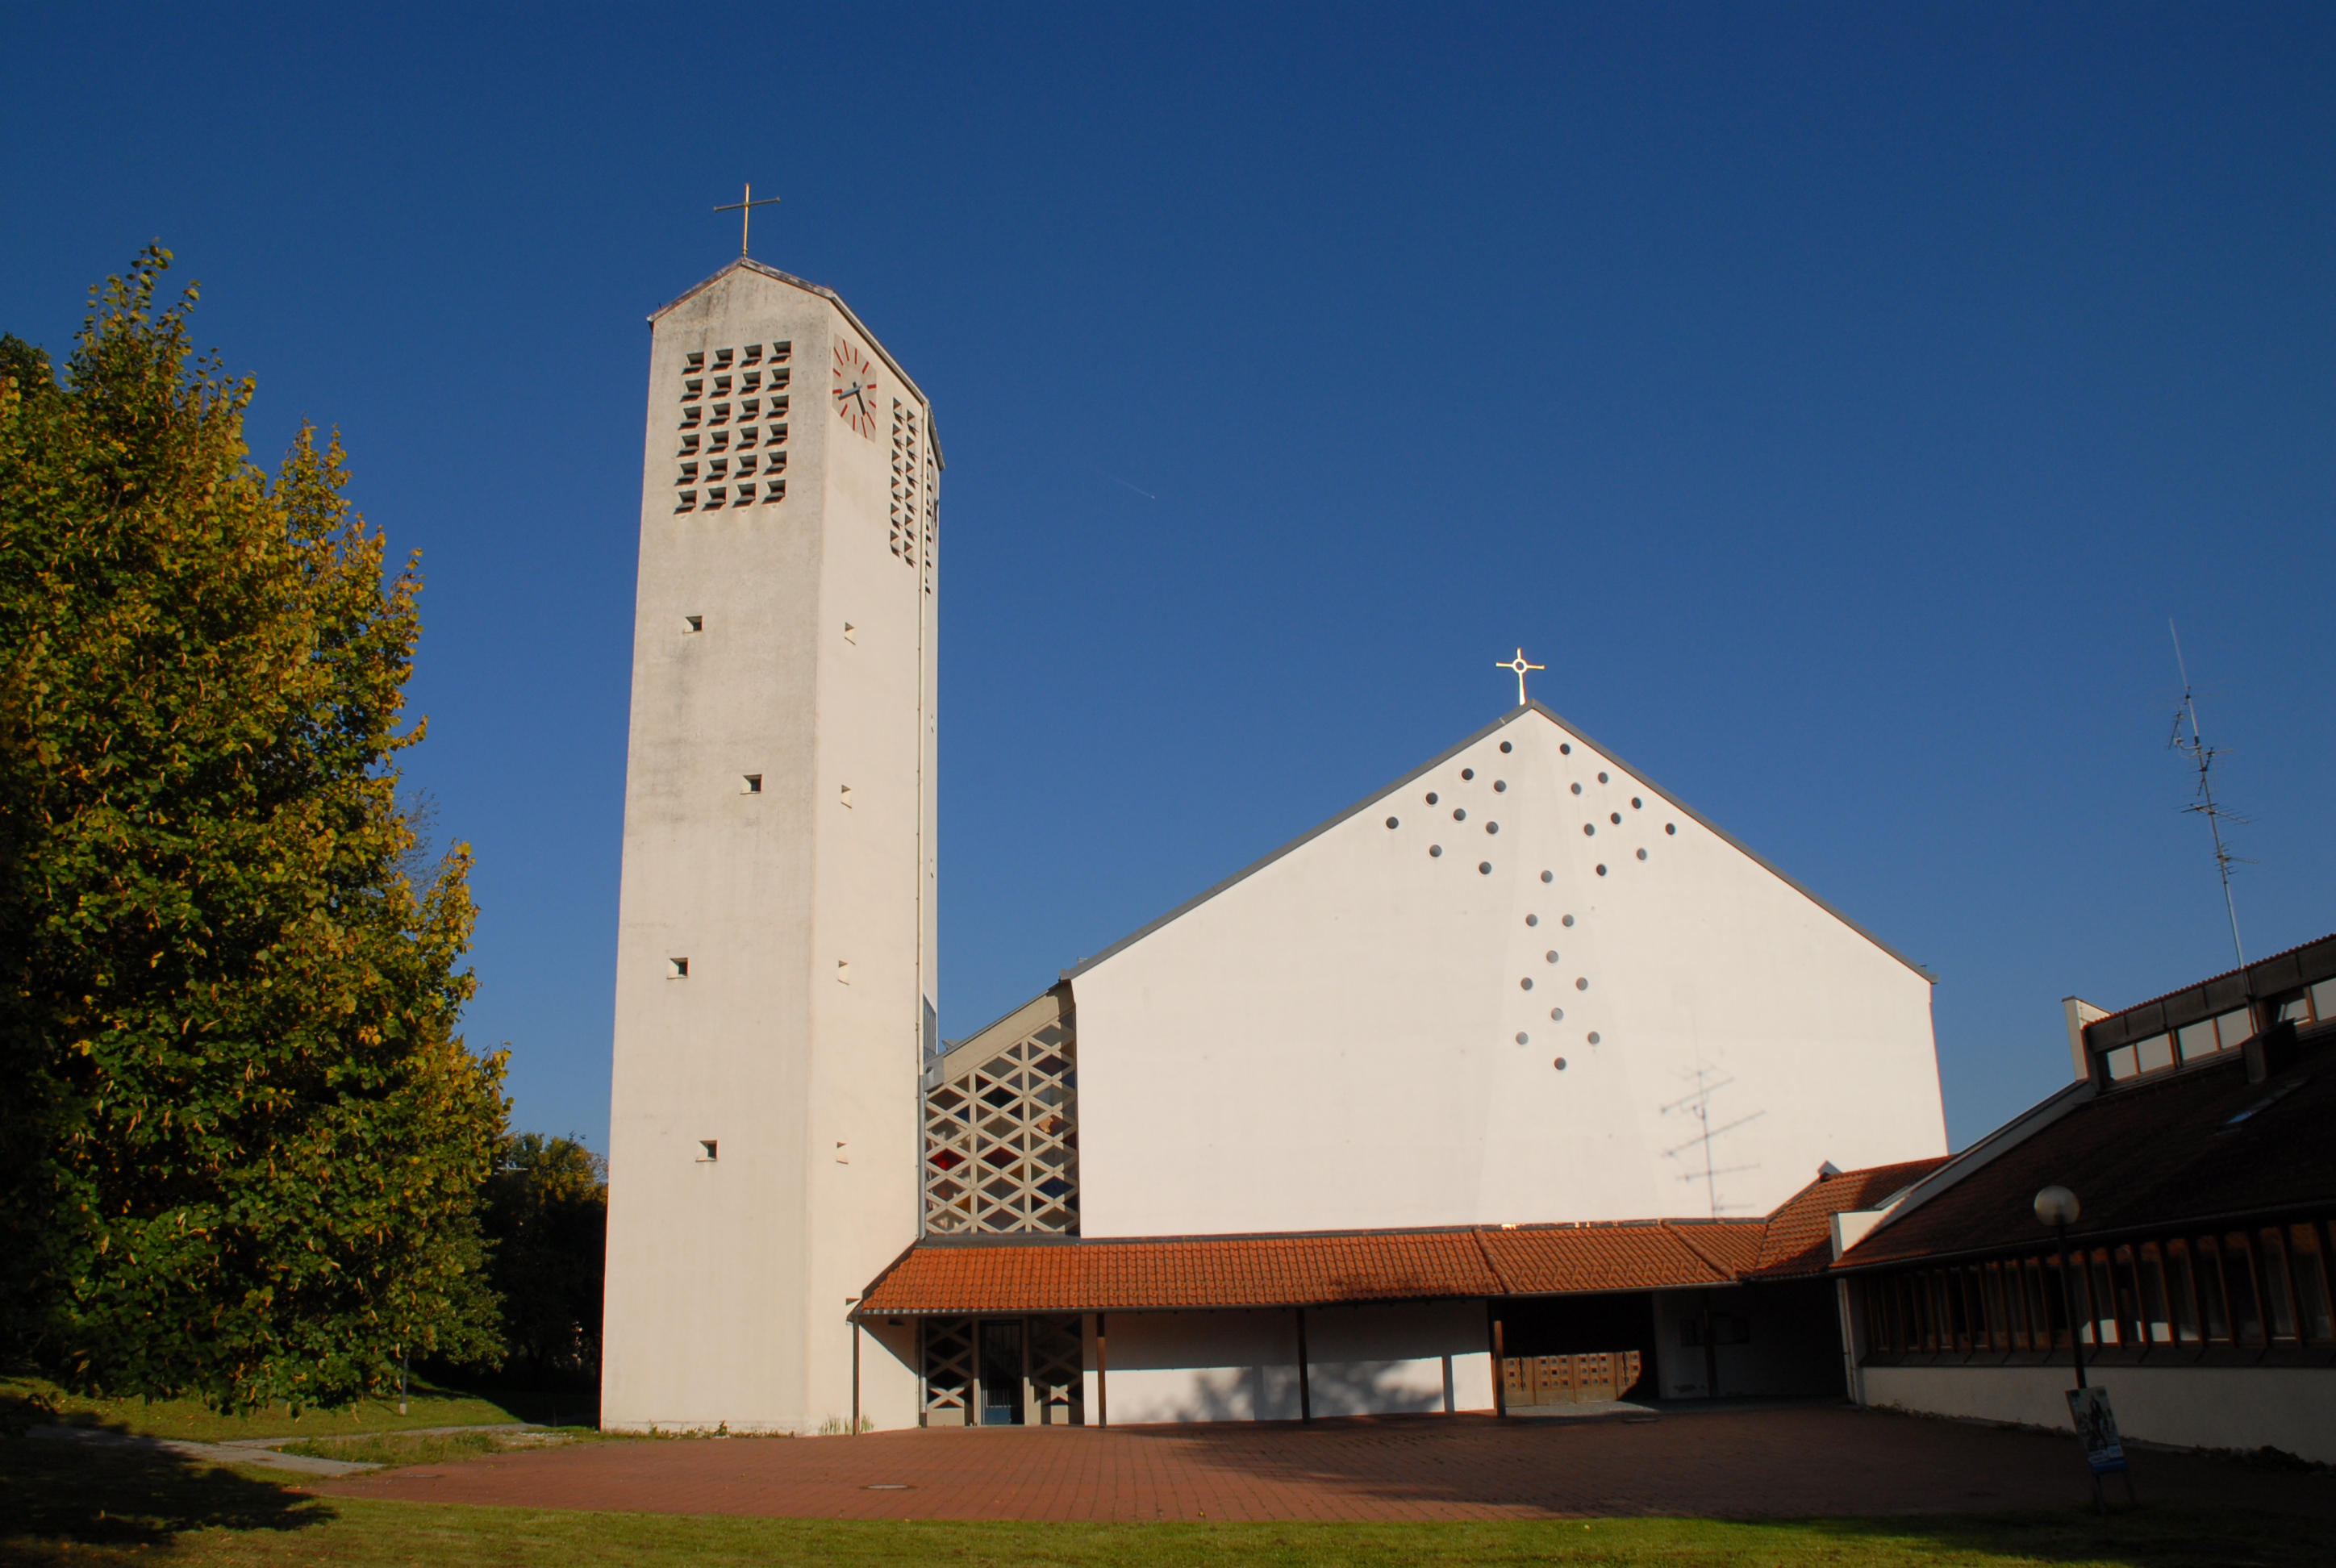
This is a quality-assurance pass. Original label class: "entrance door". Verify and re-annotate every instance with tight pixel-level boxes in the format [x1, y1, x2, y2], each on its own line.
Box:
[977, 1320, 1024, 1426]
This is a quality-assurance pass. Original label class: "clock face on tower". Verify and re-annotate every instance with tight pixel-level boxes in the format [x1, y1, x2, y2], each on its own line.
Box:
[832, 343, 878, 438]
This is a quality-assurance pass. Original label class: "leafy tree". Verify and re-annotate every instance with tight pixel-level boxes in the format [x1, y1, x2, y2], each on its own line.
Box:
[481, 1134, 606, 1381]
[0, 248, 507, 1412]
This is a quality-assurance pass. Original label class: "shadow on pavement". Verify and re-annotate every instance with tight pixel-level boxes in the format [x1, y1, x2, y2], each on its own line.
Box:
[0, 1428, 334, 1555]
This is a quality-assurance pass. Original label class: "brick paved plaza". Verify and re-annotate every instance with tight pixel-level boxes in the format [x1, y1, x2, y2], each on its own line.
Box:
[310, 1404, 2336, 1523]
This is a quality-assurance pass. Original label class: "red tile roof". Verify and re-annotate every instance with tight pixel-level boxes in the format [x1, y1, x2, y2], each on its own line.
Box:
[856, 1163, 1944, 1316]
[1746, 1158, 1950, 1278]
[859, 1230, 1500, 1316]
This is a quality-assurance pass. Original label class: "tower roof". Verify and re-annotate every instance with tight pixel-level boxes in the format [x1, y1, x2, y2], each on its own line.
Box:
[649, 256, 941, 466]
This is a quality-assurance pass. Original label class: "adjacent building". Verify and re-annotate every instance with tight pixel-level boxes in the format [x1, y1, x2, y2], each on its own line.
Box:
[1831, 936, 2336, 1462]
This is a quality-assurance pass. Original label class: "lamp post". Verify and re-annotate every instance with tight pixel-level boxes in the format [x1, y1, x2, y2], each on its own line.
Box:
[2036, 1184, 2125, 1514]
[2032, 1186, 2085, 1389]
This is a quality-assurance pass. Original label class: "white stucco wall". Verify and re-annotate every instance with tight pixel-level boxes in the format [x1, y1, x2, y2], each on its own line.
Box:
[1862, 1363, 2336, 1464]
[1088, 1303, 1495, 1424]
[602, 264, 936, 1432]
[1073, 707, 1946, 1237]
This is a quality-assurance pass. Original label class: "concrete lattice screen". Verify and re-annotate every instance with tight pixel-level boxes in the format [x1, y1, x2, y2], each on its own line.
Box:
[923, 1013, 1079, 1235]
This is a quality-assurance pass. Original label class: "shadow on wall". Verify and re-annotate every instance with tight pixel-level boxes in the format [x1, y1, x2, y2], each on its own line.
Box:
[1178, 1364, 1302, 1424]
[1163, 1361, 1450, 1424]
[1309, 1359, 1451, 1418]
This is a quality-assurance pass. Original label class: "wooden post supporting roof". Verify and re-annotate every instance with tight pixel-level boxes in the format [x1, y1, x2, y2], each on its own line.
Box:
[1295, 1307, 1312, 1423]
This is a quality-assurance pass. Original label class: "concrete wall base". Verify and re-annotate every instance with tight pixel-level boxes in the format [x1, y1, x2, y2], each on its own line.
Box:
[1860, 1362, 2336, 1464]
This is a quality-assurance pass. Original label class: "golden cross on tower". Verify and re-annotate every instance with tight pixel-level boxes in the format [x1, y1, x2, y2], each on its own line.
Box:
[714, 182, 782, 258]
[1498, 648, 1546, 706]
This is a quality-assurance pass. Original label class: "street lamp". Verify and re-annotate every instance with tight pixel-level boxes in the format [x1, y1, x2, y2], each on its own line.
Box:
[2033, 1186, 2084, 1388]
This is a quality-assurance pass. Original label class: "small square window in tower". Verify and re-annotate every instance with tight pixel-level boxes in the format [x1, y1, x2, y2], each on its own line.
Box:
[923, 986, 1078, 1235]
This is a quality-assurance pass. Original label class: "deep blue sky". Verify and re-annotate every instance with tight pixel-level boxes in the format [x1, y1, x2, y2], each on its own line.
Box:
[4, 4, 2328, 1157]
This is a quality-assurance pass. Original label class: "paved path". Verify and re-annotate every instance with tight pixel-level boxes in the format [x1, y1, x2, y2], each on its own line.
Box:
[309, 1405, 2336, 1521]
[33, 1421, 539, 1479]
[35, 1425, 378, 1478]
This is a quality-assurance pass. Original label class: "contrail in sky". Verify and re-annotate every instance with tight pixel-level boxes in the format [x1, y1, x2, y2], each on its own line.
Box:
[1095, 468, 1157, 500]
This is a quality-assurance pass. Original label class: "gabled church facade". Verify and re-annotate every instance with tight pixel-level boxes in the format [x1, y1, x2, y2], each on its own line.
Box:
[1071, 702, 1942, 1236]
[886, 704, 1950, 1426]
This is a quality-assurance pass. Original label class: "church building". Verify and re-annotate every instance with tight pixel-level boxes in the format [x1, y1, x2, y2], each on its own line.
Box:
[600, 252, 1951, 1434]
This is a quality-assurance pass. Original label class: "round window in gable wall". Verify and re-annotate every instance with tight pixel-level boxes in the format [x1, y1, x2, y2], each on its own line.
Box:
[1562, 914, 1574, 926]
[1554, 1057, 1568, 1071]
[1587, 1032, 1601, 1046]
[1500, 741, 1512, 753]
[1637, 849, 1647, 861]
[1598, 772, 1609, 783]
[1560, 743, 1571, 754]
[1429, 845, 1443, 857]
[1550, 1007, 1565, 1021]
[1596, 864, 1607, 876]
[1516, 1032, 1529, 1045]
[1426, 792, 1439, 805]
[1462, 769, 1475, 781]
[1541, 870, 1554, 883]
[1525, 913, 1539, 927]
[1666, 824, 1676, 835]
[1494, 780, 1507, 792]
[1386, 816, 1400, 829]
[1479, 861, 1493, 874]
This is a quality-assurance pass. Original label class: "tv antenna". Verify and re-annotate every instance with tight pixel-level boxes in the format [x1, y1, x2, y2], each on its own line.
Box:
[2167, 621, 2248, 969]
[1659, 1065, 1764, 1218]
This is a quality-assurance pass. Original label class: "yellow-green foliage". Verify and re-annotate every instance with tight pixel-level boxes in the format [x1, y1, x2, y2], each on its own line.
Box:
[0, 248, 505, 1413]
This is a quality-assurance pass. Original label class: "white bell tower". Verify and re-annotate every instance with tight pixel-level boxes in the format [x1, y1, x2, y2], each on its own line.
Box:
[601, 256, 938, 1432]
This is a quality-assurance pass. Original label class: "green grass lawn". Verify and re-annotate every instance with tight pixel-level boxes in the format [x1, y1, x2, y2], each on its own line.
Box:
[0, 1373, 587, 1445]
[2, 1437, 2330, 1567]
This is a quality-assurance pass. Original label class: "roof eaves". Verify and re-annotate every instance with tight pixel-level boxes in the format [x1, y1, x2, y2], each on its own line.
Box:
[2090, 932, 2336, 1026]
[1065, 703, 1932, 986]
[1065, 707, 1539, 980]
[1516, 703, 1935, 982]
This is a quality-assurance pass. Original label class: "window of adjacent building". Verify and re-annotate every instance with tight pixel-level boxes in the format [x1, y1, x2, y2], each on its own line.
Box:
[2134, 1242, 2174, 1344]
[2224, 1232, 2264, 1344]
[2259, 1228, 2301, 1342]
[2291, 1224, 2335, 1342]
